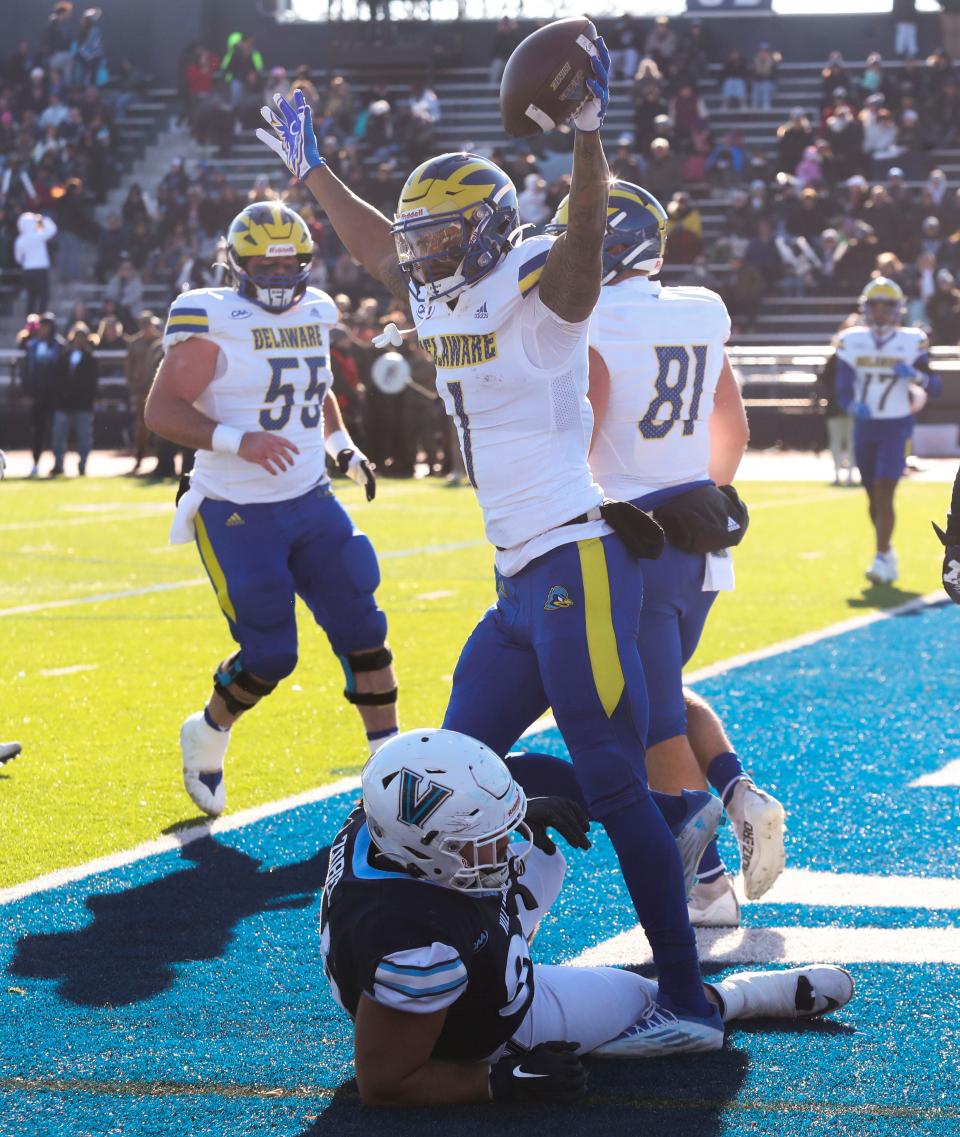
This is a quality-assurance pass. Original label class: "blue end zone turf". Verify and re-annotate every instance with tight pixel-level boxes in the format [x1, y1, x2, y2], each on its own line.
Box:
[3, 603, 960, 1136]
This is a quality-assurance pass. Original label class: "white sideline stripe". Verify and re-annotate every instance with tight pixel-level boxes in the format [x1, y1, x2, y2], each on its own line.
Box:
[751, 868, 960, 909]
[911, 758, 960, 787]
[568, 925, 960, 966]
[0, 540, 488, 618]
[0, 513, 169, 533]
[0, 776, 362, 907]
[0, 579, 207, 618]
[38, 664, 99, 678]
[521, 590, 946, 739]
[1, 588, 948, 904]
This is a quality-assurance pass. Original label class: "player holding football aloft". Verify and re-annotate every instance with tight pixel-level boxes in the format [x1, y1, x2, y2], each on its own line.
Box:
[257, 42, 728, 1054]
[546, 182, 786, 930]
[321, 728, 854, 1106]
[836, 277, 942, 585]
[145, 202, 398, 818]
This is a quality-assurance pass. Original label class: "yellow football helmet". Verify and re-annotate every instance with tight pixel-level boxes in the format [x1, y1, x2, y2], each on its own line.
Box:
[226, 201, 313, 312]
[858, 276, 905, 329]
[547, 180, 667, 284]
[390, 153, 520, 302]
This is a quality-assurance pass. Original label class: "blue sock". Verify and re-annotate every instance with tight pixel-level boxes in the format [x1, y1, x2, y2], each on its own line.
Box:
[696, 838, 725, 883]
[650, 789, 687, 828]
[367, 727, 398, 753]
[706, 751, 746, 805]
[203, 706, 229, 733]
[602, 799, 711, 1016]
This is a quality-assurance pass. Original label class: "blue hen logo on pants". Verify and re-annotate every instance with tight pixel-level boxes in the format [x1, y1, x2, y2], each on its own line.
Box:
[544, 585, 574, 611]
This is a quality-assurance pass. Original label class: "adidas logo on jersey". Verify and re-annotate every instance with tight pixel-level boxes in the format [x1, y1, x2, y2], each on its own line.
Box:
[225, 512, 245, 527]
[474, 302, 488, 319]
[727, 516, 741, 532]
[544, 585, 574, 611]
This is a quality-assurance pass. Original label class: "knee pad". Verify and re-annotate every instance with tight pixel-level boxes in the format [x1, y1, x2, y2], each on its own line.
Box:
[338, 646, 398, 707]
[213, 651, 284, 717]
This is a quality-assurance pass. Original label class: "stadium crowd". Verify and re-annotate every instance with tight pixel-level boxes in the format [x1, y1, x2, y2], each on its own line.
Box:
[5, 4, 960, 477]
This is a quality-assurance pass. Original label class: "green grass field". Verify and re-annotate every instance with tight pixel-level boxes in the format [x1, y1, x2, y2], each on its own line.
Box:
[0, 474, 945, 888]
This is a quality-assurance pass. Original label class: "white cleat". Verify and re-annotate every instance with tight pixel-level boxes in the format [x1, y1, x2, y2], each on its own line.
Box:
[726, 779, 786, 900]
[593, 1001, 725, 1059]
[866, 550, 898, 585]
[712, 965, 854, 1022]
[688, 873, 741, 927]
[180, 710, 230, 817]
[673, 791, 724, 899]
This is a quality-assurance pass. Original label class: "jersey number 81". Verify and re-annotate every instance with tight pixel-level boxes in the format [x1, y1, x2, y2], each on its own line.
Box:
[639, 345, 708, 440]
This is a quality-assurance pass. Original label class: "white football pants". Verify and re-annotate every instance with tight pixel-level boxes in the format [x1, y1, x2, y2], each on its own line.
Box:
[509, 845, 660, 1055]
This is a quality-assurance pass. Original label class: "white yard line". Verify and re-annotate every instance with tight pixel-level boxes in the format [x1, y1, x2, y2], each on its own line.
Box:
[568, 924, 960, 966]
[0, 583, 948, 905]
[522, 591, 947, 737]
[0, 776, 361, 906]
[0, 579, 208, 618]
[749, 868, 960, 909]
[0, 540, 488, 618]
[911, 758, 960, 787]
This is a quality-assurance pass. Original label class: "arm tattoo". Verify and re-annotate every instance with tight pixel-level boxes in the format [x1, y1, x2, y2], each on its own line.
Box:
[538, 130, 609, 323]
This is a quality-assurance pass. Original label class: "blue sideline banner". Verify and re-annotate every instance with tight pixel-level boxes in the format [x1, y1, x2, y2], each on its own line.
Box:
[686, 0, 773, 10]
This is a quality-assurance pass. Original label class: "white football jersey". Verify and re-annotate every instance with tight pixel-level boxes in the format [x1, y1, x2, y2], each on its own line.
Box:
[413, 235, 607, 576]
[163, 285, 338, 503]
[835, 324, 929, 420]
[588, 278, 731, 502]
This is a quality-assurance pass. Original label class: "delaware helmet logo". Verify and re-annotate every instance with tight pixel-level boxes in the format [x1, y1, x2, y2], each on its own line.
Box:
[544, 585, 574, 611]
[397, 768, 454, 827]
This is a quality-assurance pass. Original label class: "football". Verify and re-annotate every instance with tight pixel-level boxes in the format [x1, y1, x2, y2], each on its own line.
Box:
[499, 16, 599, 139]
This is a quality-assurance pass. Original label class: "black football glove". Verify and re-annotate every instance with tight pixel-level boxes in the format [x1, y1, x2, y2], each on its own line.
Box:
[524, 796, 591, 856]
[336, 447, 376, 502]
[932, 518, 960, 604]
[489, 1042, 587, 1104]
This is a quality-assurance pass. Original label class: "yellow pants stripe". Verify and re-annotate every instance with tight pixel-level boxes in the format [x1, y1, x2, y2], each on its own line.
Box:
[195, 514, 237, 625]
[577, 538, 624, 717]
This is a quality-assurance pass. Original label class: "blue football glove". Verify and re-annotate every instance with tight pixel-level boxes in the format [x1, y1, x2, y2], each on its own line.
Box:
[893, 361, 917, 381]
[849, 401, 872, 421]
[572, 35, 609, 132]
[255, 89, 325, 180]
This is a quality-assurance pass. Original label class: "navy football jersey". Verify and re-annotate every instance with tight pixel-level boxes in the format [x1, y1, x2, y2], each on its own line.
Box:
[319, 804, 535, 1061]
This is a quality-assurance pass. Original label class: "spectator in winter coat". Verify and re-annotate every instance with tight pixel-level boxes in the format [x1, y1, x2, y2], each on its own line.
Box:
[20, 312, 65, 478]
[14, 211, 57, 313]
[51, 322, 100, 476]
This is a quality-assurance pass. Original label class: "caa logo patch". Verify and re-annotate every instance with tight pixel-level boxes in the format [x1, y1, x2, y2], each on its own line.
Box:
[231, 309, 252, 319]
[416, 302, 434, 320]
[544, 585, 574, 611]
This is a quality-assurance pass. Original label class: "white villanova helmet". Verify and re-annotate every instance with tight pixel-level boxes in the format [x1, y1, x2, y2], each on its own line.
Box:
[361, 728, 530, 893]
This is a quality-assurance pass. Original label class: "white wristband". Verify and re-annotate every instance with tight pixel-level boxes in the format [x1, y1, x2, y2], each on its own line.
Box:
[211, 424, 245, 455]
[325, 429, 353, 460]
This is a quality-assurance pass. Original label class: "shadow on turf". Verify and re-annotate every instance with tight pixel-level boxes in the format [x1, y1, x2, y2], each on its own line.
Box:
[846, 583, 922, 610]
[294, 1048, 750, 1137]
[9, 837, 332, 1006]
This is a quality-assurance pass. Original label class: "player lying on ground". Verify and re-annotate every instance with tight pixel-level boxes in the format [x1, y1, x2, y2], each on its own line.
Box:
[321, 728, 854, 1107]
[836, 276, 941, 586]
[258, 48, 730, 1053]
[145, 202, 398, 818]
[546, 181, 785, 927]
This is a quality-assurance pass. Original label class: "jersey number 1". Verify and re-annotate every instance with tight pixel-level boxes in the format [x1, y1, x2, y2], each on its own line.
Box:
[260, 356, 328, 431]
[639, 345, 708, 440]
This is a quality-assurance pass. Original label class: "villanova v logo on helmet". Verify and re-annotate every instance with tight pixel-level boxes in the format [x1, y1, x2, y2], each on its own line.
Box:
[398, 768, 454, 827]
